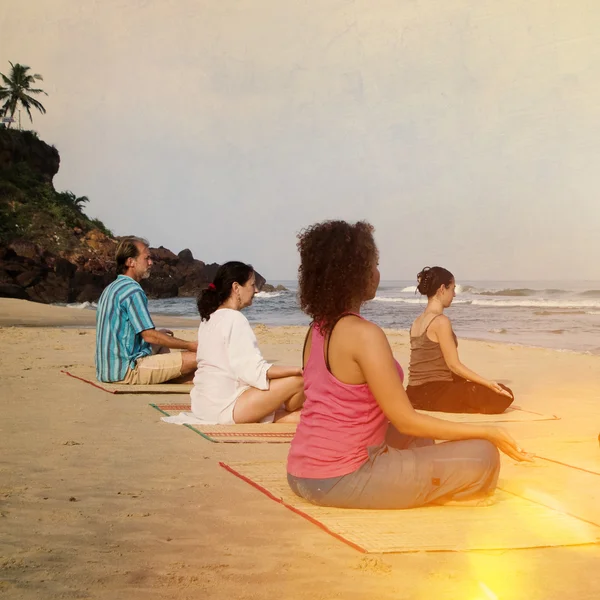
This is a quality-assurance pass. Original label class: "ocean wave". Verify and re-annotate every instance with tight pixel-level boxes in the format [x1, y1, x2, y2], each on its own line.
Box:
[489, 328, 507, 334]
[471, 298, 600, 308]
[456, 284, 474, 294]
[579, 289, 600, 297]
[372, 296, 600, 309]
[473, 288, 536, 297]
[534, 310, 587, 316]
[400, 283, 470, 294]
[66, 301, 97, 310]
[254, 291, 284, 299]
[371, 297, 471, 305]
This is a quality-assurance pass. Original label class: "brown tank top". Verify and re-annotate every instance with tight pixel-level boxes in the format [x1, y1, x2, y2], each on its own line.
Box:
[408, 315, 457, 386]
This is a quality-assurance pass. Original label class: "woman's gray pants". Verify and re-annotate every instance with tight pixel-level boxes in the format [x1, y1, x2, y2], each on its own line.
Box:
[287, 425, 500, 509]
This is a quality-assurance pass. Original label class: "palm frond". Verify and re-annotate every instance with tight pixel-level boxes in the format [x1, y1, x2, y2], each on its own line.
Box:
[25, 88, 48, 96]
[22, 95, 46, 114]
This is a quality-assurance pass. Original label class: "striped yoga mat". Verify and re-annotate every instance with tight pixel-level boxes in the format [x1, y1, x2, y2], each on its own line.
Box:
[62, 368, 192, 394]
[220, 460, 600, 553]
[151, 403, 296, 443]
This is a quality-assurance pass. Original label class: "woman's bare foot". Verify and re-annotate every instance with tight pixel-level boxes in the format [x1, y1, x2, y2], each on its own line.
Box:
[273, 410, 301, 423]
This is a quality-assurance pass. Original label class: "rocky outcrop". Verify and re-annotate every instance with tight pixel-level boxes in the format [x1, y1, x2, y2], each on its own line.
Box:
[0, 236, 269, 304]
[0, 129, 271, 304]
[261, 283, 287, 292]
[0, 129, 60, 183]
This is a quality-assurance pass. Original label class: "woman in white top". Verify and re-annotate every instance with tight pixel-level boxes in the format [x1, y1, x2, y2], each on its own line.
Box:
[191, 261, 304, 424]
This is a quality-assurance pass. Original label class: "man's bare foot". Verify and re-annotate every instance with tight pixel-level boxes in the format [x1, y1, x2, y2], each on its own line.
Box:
[169, 372, 195, 384]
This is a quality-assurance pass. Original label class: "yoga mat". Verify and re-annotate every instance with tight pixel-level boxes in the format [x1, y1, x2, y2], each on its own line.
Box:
[220, 460, 600, 553]
[151, 403, 296, 443]
[61, 367, 192, 394]
[500, 455, 600, 527]
[152, 402, 558, 442]
[527, 439, 600, 476]
[416, 405, 559, 423]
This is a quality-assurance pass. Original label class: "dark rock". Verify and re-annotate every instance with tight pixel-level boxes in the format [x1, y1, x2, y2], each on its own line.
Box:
[27, 272, 69, 304]
[141, 277, 179, 299]
[0, 269, 13, 284]
[200, 262, 219, 283]
[177, 248, 194, 264]
[151, 246, 179, 265]
[16, 268, 44, 288]
[0, 283, 28, 299]
[261, 283, 287, 292]
[177, 262, 209, 297]
[0, 130, 282, 304]
[74, 284, 103, 304]
[0, 129, 60, 183]
[256, 274, 267, 290]
[55, 258, 77, 279]
[8, 240, 41, 261]
[2, 260, 29, 277]
[69, 271, 111, 303]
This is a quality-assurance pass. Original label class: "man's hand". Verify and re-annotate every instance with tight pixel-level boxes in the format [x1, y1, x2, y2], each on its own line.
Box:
[141, 328, 196, 352]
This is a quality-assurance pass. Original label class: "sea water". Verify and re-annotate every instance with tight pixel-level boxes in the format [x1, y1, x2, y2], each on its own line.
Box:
[67, 280, 600, 355]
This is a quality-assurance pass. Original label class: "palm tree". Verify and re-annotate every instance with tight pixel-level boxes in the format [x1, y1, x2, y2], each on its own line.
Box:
[58, 191, 89, 213]
[0, 62, 47, 128]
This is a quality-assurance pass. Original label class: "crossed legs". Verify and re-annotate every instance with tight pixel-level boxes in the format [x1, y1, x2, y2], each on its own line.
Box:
[233, 376, 305, 424]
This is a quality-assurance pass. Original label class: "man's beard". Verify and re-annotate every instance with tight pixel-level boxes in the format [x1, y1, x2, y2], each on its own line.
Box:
[141, 269, 151, 280]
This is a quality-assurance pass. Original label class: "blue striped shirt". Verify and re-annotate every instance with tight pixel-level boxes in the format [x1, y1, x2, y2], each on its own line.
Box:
[95, 275, 154, 382]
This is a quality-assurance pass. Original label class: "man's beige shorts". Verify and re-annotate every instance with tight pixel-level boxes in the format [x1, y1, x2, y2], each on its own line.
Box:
[122, 351, 183, 385]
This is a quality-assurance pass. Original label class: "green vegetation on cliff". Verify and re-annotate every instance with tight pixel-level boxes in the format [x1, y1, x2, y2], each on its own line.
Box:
[0, 128, 111, 253]
[0, 128, 268, 303]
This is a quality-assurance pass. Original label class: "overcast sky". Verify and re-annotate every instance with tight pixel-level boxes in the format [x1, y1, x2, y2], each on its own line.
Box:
[2, 1, 599, 281]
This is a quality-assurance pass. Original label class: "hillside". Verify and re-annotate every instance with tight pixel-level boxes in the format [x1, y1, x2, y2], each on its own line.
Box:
[0, 128, 265, 304]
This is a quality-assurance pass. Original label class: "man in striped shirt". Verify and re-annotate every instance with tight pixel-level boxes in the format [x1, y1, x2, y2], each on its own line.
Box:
[95, 237, 197, 384]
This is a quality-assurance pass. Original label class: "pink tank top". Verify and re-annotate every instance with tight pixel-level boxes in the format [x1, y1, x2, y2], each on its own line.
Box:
[287, 316, 404, 479]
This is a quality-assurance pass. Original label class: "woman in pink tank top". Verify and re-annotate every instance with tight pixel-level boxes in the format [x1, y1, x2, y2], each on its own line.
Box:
[287, 220, 531, 509]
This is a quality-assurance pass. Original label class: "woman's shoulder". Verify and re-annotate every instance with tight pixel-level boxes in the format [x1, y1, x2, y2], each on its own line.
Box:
[431, 313, 452, 328]
[427, 314, 454, 338]
[212, 308, 248, 322]
[200, 309, 250, 332]
[339, 314, 386, 344]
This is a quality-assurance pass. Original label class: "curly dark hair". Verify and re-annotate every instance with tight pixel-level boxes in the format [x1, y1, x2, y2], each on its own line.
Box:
[297, 220, 378, 333]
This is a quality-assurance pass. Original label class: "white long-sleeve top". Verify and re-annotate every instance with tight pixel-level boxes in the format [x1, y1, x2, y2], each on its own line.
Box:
[190, 308, 272, 424]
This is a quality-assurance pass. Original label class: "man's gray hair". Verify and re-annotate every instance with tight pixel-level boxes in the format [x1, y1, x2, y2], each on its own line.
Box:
[115, 236, 149, 274]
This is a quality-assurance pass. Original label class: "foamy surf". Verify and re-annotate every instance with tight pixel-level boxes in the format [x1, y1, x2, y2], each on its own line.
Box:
[140, 279, 600, 355]
[66, 302, 97, 310]
[254, 291, 284, 299]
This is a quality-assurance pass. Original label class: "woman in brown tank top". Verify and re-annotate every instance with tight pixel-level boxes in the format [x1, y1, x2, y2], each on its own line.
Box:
[406, 266, 515, 414]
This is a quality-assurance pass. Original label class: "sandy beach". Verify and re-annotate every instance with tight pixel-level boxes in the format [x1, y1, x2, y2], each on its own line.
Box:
[1, 298, 600, 599]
